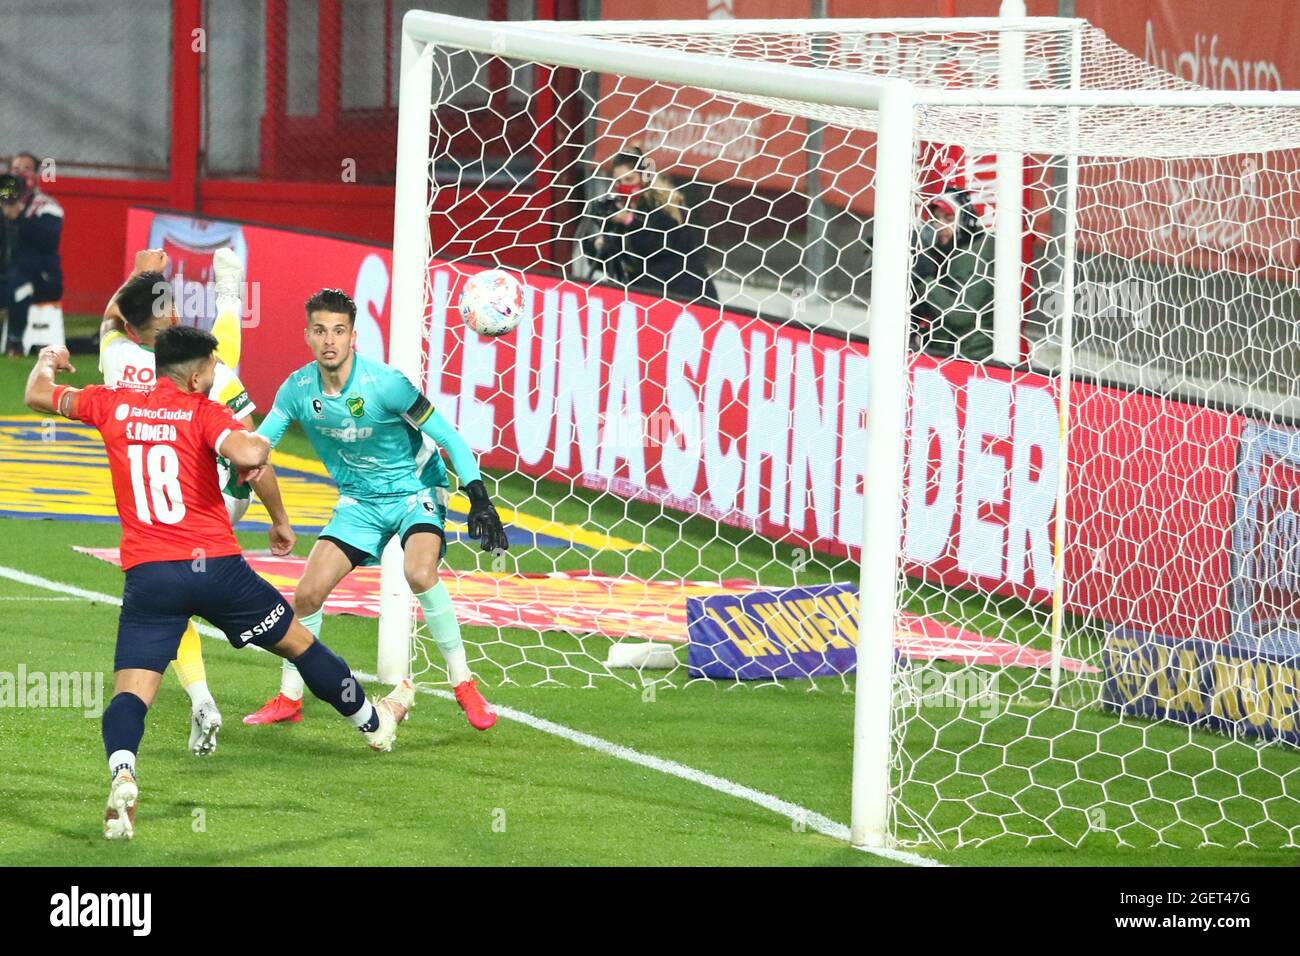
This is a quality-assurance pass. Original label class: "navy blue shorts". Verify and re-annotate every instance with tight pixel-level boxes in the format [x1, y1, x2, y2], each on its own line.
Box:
[116, 555, 296, 673]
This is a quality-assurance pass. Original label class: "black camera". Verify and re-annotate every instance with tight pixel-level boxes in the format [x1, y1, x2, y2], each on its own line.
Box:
[0, 173, 23, 204]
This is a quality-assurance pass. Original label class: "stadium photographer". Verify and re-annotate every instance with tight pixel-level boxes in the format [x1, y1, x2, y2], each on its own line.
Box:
[908, 189, 996, 361]
[1, 156, 64, 357]
[580, 147, 719, 307]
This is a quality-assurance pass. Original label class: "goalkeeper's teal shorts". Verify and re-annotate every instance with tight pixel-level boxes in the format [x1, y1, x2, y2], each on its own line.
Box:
[319, 488, 447, 568]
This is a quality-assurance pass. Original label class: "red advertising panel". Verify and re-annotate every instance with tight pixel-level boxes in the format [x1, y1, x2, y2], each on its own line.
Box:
[1081, 0, 1300, 90]
[417, 258, 1239, 641]
[1067, 384, 1239, 641]
[125, 208, 395, 410]
[1078, 2, 1300, 273]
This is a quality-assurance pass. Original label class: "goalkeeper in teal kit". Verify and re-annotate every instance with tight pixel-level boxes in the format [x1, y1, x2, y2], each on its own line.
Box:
[244, 289, 507, 730]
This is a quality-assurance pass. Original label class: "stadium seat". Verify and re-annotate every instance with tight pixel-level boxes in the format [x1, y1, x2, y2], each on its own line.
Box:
[21, 300, 65, 354]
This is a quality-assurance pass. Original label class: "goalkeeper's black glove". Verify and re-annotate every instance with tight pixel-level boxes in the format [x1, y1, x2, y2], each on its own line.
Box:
[464, 479, 509, 553]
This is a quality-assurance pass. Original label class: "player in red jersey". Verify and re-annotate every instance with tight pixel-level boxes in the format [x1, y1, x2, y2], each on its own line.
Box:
[25, 329, 414, 841]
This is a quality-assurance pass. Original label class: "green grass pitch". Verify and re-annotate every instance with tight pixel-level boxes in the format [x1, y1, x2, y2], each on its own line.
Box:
[0, 353, 1296, 866]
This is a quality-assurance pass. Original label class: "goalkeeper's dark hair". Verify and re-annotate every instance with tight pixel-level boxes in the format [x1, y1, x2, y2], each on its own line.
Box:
[116, 271, 172, 330]
[155, 325, 218, 378]
[305, 288, 356, 326]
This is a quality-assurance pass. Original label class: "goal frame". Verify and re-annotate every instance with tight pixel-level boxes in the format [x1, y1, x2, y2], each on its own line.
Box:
[381, 10, 1300, 851]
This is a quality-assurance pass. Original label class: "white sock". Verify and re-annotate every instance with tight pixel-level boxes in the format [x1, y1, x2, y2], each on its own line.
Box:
[347, 700, 377, 730]
[108, 749, 136, 779]
[444, 648, 472, 686]
[184, 680, 212, 710]
[280, 660, 305, 701]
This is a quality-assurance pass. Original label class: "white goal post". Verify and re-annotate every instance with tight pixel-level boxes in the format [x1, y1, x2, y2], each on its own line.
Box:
[382, 10, 1300, 852]
[385, 11, 915, 848]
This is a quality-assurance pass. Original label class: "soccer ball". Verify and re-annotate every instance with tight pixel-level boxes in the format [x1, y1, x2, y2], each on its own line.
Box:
[459, 268, 524, 336]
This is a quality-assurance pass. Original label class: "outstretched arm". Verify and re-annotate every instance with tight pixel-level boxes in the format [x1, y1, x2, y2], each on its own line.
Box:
[405, 401, 508, 553]
[220, 430, 271, 470]
[255, 381, 296, 449]
[386, 373, 507, 552]
[418, 411, 508, 553]
[414, 406, 481, 485]
[211, 248, 244, 369]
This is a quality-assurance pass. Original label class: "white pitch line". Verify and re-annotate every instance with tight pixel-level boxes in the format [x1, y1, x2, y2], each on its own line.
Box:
[0, 563, 941, 868]
[394, 682, 941, 867]
[0, 567, 127, 605]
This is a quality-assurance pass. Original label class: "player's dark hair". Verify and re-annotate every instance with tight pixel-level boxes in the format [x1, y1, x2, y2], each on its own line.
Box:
[305, 288, 356, 326]
[156, 325, 218, 378]
[116, 271, 172, 329]
[14, 150, 40, 169]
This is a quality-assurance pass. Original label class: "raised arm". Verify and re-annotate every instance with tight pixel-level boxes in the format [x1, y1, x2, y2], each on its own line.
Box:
[210, 309, 243, 370]
[25, 345, 77, 415]
[101, 248, 168, 341]
[211, 248, 244, 369]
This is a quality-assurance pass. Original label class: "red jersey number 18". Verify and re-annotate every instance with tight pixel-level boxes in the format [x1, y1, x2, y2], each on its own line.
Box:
[126, 444, 187, 525]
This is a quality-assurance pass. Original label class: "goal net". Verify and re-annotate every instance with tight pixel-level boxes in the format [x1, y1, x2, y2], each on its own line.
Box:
[386, 11, 1300, 851]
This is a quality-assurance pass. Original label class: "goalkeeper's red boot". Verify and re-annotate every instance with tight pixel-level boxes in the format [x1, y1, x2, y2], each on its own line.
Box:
[242, 693, 303, 725]
[454, 679, 497, 730]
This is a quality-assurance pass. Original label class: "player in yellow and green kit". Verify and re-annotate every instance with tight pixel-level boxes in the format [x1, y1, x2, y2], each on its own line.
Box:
[99, 248, 296, 755]
[244, 289, 508, 731]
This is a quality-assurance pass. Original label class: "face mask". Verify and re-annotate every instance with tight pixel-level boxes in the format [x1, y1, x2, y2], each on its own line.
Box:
[614, 181, 640, 198]
[929, 203, 957, 223]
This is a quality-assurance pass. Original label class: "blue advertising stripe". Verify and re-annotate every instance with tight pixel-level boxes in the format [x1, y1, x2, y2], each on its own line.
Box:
[1231, 420, 1300, 649]
[687, 582, 862, 680]
[1101, 628, 1300, 747]
[0, 416, 585, 549]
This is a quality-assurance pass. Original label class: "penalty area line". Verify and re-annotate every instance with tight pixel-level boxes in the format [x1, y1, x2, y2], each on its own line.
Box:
[0, 563, 941, 868]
